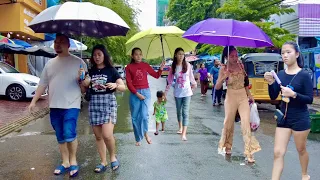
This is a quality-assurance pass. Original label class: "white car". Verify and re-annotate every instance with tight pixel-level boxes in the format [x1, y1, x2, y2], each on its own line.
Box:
[0, 62, 45, 101]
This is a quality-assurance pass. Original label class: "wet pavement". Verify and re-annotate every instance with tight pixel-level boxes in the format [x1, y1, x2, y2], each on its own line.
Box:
[0, 96, 48, 127]
[1, 77, 320, 180]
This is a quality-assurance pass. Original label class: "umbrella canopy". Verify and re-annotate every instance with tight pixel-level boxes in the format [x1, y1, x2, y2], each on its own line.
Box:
[0, 42, 24, 53]
[0, 43, 55, 58]
[183, 18, 273, 48]
[12, 39, 32, 48]
[49, 38, 87, 51]
[0, 35, 15, 44]
[28, 1, 130, 38]
[126, 26, 198, 59]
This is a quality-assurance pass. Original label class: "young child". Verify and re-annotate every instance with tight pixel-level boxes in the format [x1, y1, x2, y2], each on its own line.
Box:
[153, 91, 168, 135]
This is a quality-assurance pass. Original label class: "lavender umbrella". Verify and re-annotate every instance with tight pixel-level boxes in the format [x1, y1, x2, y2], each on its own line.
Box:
[183, 18, 273, 48]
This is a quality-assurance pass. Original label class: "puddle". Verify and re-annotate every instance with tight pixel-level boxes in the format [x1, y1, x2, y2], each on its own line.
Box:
[17, 132, 41, 136]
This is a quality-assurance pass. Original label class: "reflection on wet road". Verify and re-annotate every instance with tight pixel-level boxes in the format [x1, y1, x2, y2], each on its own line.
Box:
[1, 77, 320, 180]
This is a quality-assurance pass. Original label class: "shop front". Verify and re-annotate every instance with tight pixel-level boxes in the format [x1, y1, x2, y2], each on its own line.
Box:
[0, 0, 46, 73]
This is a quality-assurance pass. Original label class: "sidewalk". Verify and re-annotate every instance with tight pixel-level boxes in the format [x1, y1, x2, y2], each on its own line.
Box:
[0, 97, 49, 137]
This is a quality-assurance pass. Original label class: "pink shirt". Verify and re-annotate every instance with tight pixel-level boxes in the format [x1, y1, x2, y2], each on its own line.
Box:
[165, 63, 197, 98]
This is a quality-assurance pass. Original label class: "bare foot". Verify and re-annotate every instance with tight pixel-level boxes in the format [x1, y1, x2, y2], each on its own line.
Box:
[145, 136, 152, 144]
[302, 175, 310, 180]
[135, 142, 141, 146]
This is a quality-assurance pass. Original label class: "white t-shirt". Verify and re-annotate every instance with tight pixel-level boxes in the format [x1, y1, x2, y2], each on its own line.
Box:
[39, 54, 87, 109]
[166, 63, 197, 98]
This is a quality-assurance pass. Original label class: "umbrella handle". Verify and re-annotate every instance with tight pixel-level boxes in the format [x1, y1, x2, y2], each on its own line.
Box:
[160, 34, 165, 62]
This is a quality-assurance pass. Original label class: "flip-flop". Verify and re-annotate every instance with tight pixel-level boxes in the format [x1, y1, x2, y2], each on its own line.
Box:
[177, 130, 182, 134]
[154, 132, 159, 135]
[69, 165, 79, 178]
[53, 165, 69, 175]
[111, 157, 120, 171]
[94, 164, 108, 173]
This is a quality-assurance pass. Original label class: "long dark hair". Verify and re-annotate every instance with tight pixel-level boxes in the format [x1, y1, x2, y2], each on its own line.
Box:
[91, 44, 113, 68]
[130, 47, 142, 64]
[283, 41, 304, 68]
[221, 46, 237, 64]
[171, 47, 187, 74]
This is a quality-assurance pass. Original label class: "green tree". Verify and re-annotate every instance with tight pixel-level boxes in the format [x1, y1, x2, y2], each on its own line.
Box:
[59, 0, 139, 65]
[166, 0, 296, 55]
[212, 0, 296, 54]
[166, 0, 221, 30]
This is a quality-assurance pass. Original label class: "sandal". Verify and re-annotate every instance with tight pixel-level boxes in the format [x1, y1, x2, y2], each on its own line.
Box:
[182, 136, 187, 141]
[94, 164, 107, 173]
[177, 130, 182, 134]
[111, 159, 120, 171]
[225, 148, 232, 155]
[154, 131, 159, 136]
[247, 157, 255, 163]
[53, 165, 69, 175]
[69, 165, 79, 178]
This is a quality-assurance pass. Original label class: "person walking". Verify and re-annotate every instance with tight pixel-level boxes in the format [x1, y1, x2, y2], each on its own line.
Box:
[265, 41, 313, 180]
[209, 59, 222, 106]
[198, 63, 209, 97]
[153, 91, 168, 135]
[125, 47, 165, 146]
[28, 33, 87, 177]
[215, 46, 261, 163]
[165, 47, 197, 141]
[81, 44, 125, 172]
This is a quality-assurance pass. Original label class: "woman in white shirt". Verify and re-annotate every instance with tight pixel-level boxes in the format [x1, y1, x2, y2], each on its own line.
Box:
[165, 48, 197, 141]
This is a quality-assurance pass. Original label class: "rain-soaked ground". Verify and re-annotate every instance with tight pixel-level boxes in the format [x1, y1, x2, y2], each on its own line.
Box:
[1, 77, 320, 180]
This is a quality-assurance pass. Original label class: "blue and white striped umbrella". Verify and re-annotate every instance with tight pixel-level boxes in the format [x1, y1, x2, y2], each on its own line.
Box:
[49, 38, 87, 51]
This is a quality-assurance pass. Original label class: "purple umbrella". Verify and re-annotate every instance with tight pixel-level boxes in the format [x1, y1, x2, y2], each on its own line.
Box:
[183, 18, 273, 48]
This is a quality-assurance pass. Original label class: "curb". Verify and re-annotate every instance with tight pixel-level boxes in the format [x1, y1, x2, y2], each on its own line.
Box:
[0, 107, 50, 138]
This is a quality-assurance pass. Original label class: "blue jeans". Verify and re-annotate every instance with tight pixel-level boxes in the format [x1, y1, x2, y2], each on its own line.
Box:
[129, 88, 151, 142]
[175, 96, 191, 126]
[50, 108, 80, 144]
[212, 87, 222, 104]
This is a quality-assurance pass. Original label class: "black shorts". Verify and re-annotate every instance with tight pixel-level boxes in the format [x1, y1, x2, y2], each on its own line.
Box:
[277, 119, 310, 131]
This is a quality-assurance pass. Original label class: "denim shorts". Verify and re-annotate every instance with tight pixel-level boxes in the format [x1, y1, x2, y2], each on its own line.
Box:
[50, 108, 80, 144]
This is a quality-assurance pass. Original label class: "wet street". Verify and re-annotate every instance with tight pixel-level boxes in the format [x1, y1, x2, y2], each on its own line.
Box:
[1, 77, 320, 180]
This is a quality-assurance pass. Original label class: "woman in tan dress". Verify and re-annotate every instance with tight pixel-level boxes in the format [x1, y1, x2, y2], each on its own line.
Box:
[215, 46, 261, 163]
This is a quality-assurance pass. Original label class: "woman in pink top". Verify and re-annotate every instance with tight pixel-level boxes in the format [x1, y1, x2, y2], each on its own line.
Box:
[165, 48, 197, 141]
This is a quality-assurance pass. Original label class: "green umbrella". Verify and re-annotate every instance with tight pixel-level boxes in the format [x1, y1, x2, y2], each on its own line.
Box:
[126, 26, 198, 60]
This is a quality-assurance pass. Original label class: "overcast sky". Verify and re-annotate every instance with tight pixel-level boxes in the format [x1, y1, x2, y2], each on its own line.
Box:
[128, 0, 156, 30]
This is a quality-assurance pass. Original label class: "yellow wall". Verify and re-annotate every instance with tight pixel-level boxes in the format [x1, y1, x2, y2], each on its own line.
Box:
[17, 55, 28, 73]
[0, 2, 45, 40]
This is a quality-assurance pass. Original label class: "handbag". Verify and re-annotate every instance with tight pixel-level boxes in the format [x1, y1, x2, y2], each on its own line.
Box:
[274, 70, 301, 125]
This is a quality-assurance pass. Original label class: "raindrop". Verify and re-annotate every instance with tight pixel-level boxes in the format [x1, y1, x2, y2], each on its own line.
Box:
[240, 163, 245, 166]
[41, 24, 46, 28]
[31, 167, 35, 170]
[93, 29, 98, 34]
[80, 22, 86, 28]
[52, 24, 57, 29]
[104, 25, 109, 30]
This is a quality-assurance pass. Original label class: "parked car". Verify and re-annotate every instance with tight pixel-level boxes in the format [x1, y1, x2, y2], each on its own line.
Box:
[152, 65, 160, 70]
[114, 65, 125, 79]
[161, 65, 170, 77]
[0, 62, 46, 101]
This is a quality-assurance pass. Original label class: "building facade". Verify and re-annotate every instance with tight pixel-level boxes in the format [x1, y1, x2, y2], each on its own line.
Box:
[0, 0, 47, 73]
[156, 0, 169, 26]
